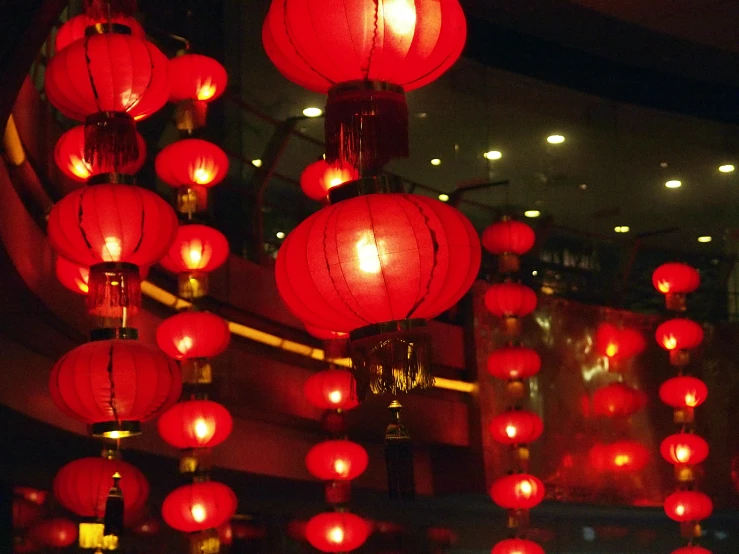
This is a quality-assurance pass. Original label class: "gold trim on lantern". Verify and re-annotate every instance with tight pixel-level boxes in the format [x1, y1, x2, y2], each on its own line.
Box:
[79, 522, 119, 550]
[176, 185, 208, 215]
[90, 421, 141, 439]
[189, 528, 220, 554]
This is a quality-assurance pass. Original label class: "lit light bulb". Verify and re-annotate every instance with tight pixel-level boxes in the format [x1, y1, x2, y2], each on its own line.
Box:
[188, 246, 203, 266]
[276, 231, 286, 240]
[383, 0, 416, 36]
[328, 390, 342, 404]
[665, 180, 682, 189]
[333, 459, 349, 477]
[657, 280, 671, 293]
[69, 155, 91, 179]
[605, 343, 618, 358]
[547, 134, 565, 144]
[675, 504, 685, 517]
[438, 193, 449, 202]
[614, 454, 630, 467]
[484, 150, 502, 160]
[518, 480, 532, 496]
[191, 504, 207, 523]
[524, 210, 540, 218]
[103, 236, 122, 262]
[356, 235, 381, 274]
[662, 335, 678, 350]
[684, 392, 697, 407]
[176, 335, 194, 354]
[192, 166, 212, 185]
[193, 418, 209, 439]
[719, 164, 735, 173]
[505, 424, 517, 439]
[328, 526, 345, 544]
[197, 79, 217, 101]
[675, 445, 690, 463]
[303, 107, 323, 118]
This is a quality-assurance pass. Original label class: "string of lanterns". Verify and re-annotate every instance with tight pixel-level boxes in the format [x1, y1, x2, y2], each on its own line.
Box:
[482, 218, 545, 554]
[652, 263, 712, 554]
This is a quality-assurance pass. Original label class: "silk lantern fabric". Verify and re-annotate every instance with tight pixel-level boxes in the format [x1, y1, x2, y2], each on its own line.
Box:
[162, 481, 237, 533]
[158, 399, 233, 449]
[156, 311, 231, 360]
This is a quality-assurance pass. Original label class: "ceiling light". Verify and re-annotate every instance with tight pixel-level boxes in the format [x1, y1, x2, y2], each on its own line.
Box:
[438, 193, 449, 202]
[697, 236, 712, 243]
[417, 112, 428, 119]
[547, 134, 565, 144]
[532, 270, 538, 276]
[276, 231, 285, 240]
[251, 159, 263, 168]
[665, 180, 682, 189]
[579, 183, 588, 190]
[614, 226, 630, 233]
[660, 162, 669, 168]
[524, 210, 541, 218]
[430, 158, 441, 166]
[302, 107, 323, 117]
[719, 164, 735, 173]
[484, 150, 502, 160]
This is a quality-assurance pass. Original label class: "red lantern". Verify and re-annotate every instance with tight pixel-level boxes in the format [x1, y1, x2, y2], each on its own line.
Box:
[305, 440, 369, 481]
[55, 14, 145, 52]
[589, 441, 649, 473]
[13, 487, 47, 506]
[156, 311, 230, 360]
[488, 410, 543, 445]
[661, 433, 709, 466]
[672, 547, 712, 554]
[486, 347, 541, 381]
[664, 490, 713, 522]
[50, 338, 181, 438]
[30, 519, 77, 548]
[482, 219, 535, 273]
[55, 256, 148, 296]
[592, 383, 647, 418]
[54, 456, 149, 520]
[12, 498, 42, 529]
[158, 399, 233, 449]
[426, 527, 458, 546]
[594, 323, 646, 364]
[305, 512, 370, 553]
[263, 0, 466, 171]
[12, 536, 38, 554]
[168, 54, 228, 103]
[155, 139, 229, 188]
[303, 369, 359, 411]
[655, 319, 704, 365]
[300, 159, 358, 202]
[652, 263, 700, 311]
[491, 538, 545, 554]
[276, 191, 480, 396]
[489, 474, 545, 509]
[660, 376, 708, 425]
[484, 282, 536, 335]
[55, 126, 146, 182]
[159, 223, 230, 299]
[162, 481, 237, 533]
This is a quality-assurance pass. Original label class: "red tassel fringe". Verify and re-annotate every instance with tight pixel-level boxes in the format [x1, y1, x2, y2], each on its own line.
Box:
[84, 112, 140, 172]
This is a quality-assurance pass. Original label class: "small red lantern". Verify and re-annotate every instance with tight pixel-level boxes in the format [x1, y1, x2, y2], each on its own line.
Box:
[303, 369, 359, 411]
[594, 323, 646, 365]
[660, 376, 708, 425]
[30, 518, 78, 548]
[158, 399, 233, 450]
[488, 409, 543, 445]
[167, 54, 228, 131]
[671, 547, 712, 554]
[661, 433, 709, 483]
[592, 383, 647, 418]
[50, 339, 181, 438]
[482, 219, 536, 273]
[484, 282, 536, 335]
[300, 159, 358, 202]
[13, 487, 47, 506]
[12, 498, 41, 529]
[655, 319, 704, 366]
[589, 441, 649, 473]
[162, 481, 237, 533]
[305, 512, 370, 553]
[489, 474, 545, 509]
[54, 456, 149, 520]
[305, 440, 369, 481]
[664, 490, 713, 522]
[159, 224, 230, 299]
[652, 263, 700, 311]
[55, 14, 145, 52]
[55, 126, 146, 182]
[486, 346, 540, 398]
[491, 538, 545, 554]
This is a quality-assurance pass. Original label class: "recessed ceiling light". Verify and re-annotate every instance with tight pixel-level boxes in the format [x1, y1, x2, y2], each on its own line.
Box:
[524, 210, 541, 218]
[532, 270, 538, 276]
[251, 159, 263, 168]
[579, 183, 588, 190]
[302, 107, 323, 117]
[484, 150, 502, 160]
[417, 112, 428, 119]
[660, 162, 669, 168]
[430, 158, 441, 166]
[719, 164, 735, 173]
[614, 226, 630, 233]
[665, 179, 682, 189]
[547, 134, 565, 144]
[697, 236, 712, 243]
[438, 193, 449, 202]
[276, 231, 286, 240]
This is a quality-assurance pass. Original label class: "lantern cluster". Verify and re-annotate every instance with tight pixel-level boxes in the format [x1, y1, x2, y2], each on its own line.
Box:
[483, 218, 544, 552]
[12, 486, 78, 552]
[652, 263, 711, 551]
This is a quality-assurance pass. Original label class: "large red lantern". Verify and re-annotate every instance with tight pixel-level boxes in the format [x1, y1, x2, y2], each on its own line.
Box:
[276, 190, 480, 396]
[489, 474, 545, 509]
[652, 263, 700, 311]
[30, 519, 78, 548]
[55, 14, 145, 52]
[488, 409, 543, 445]
[47, 182, 178, 317]
[664, 490, 713, 522]
[655, 319, 704, 365]
[482, 219, 535, 273]
[162, 481, 237, 533]
[54, 456, 149, 520]
[594, 323, 646, 364]
[305, 512, 370, 553]
[661, 433, 709, 467]
[50, 338, 181, 438]
[158, 399, 233, 450]
[303, 369, 359, 411]
[660, 376, 708, 424]
[305, 440, 369, 481]
[159, 224, 230, 299]
[263, 0, 466, 171]
[155, 139, 229, 192]
[300, 159, 358, 202]
[591, 383, 647, 418]
[589, 441, 649, 473]
[491, 538, 545, 554]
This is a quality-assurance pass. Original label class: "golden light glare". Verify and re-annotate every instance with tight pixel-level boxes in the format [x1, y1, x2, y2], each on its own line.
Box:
[697, 236, 712, 243]
[438, 193, 449, 202]
[657, 280, 671, 293]
[430, 158, 441, 166]
[719, 164, 735, 173]
[384, 0, 417, 36]
[546, 134, 565, 144]
[605, 343, 618, 358]
[518, 480, 533, 496]
[675, 445, 691, 463]
[69, 155, 91, 179]
[662, 335, 678, 350]
[191, 504, 207, 523]
[665, 180, 682, 189]
[524, 210, 540, 218]
[302, 107, 323, 118]
[614, 226, 630, 233]
[103, 237, 123, 262]
[356, 235, 381, 274]
[675, 504, 685, 517]
[276, 231, 286, 240]
[505, 424, 517, 439]
[193, 418, 210, 439]
[614, 454, 630, 467]
[188, 247, 204, 265]
[196, 80, 217, 101]
[328, 526, 345, 544]
[192, 167, 213, 185]
[328, 390, 342, 404]
[684, 392, 697, 407]
[333, 459, 349, 477]
[176, 335, 194, 355]
[484, 150, 502, 160]
[251, 159, 263, 168]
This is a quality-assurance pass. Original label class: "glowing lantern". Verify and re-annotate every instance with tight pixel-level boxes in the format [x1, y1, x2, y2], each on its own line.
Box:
[489, 474, 545, 510]
[488, 410, 543, 446]
[491, 538, 545, 554]
[427, 527, 458, 547]
[158, 399, 233, 449]
[484, 282, 537, 336]
[664, 490, 713, 522]
[486, 346, 540, 399]
[591, 383, 647, 418]
[159, 223, 230, 300]
[305, 440, 369, 481]
[589, 441, 649, 473]
[30, 519, 77, 548]
[655, 319, 704, 366]
[303, 368, 359, 411]
[661, 433, 709, 482]
[300, 159, 358, 202]
[168, 53, 228, 131]
[263, 0, 466, 172]
[276, 189, 480, 397]
[594, 323, 646, 368]
[659, 376, 708, 424]
[55, 13, 146, 52]
[482, 218, 535, 273]
[305, 512, 370, 553]
[50, 339, 181, 438]
[652, 263, 700, 311]
[162, 481, 237, 533]
[13, 487, 47, 506]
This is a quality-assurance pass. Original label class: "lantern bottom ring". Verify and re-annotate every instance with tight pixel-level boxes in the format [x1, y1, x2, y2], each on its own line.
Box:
[90, 420, 141, 439]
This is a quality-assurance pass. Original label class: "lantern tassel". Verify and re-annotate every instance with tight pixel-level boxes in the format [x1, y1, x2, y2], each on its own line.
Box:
[384, 400, 415, 501]
[325, 81, 409, 175]
[84, 111, 140, 172]
[103, 472, 124, 541]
